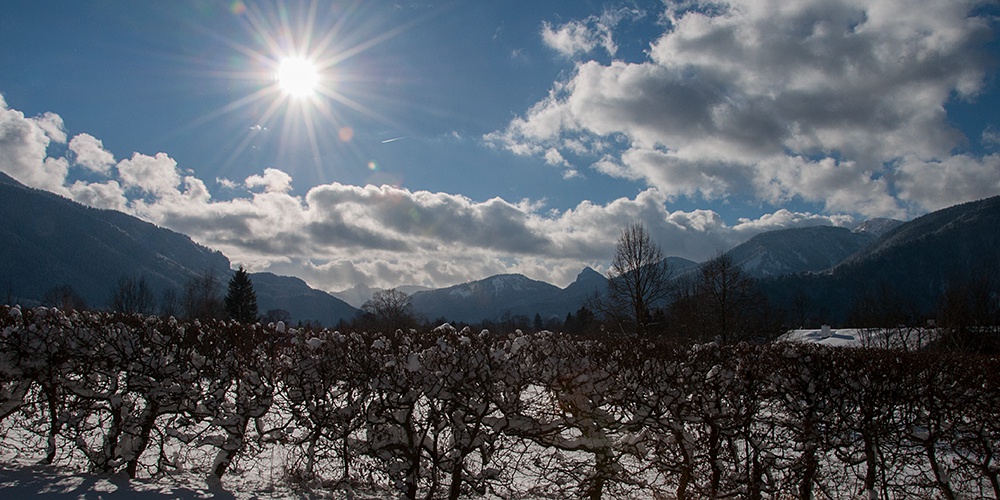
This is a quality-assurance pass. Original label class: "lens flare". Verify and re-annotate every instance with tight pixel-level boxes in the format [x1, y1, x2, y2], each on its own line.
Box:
[338, 126, 354, 142]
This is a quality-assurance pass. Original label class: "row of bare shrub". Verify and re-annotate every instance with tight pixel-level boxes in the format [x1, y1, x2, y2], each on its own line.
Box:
[1, 304, 998, 498]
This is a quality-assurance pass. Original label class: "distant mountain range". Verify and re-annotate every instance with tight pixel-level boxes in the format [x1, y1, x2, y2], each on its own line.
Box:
[0, 172, 357, 325]
[332, 283, 431, 309]
[409, 272, 596, 323]
[3, 169, 997, 328]
[249, 272, 358, 326]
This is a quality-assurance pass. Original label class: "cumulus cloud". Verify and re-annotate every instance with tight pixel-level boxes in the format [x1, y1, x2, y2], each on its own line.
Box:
[490, 0, 996, 218]
[542, 20, 601, 57]
[245, 167, 293, 193]
[541, 7, 645, 58]
[68, 180, 127, 211]
[0, 94, 70, 194]
[68, 133, 115, 173]
[895, 154, 1000, 212]
[116, 152, 184, 198]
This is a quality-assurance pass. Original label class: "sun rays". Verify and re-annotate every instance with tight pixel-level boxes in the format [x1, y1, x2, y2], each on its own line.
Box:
[189, 1, 427, 183]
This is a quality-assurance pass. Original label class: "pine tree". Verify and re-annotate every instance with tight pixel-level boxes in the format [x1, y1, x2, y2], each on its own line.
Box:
[224, 266, 258, 323]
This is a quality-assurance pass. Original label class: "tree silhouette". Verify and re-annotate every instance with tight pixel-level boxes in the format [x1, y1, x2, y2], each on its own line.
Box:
[693, 253, 773, 343]
[108, 275, 155, 315]
[43, 284, 88, 312]
[183, 271, 224, 320]
[361, 288, 415, 332]
[601, 222, 672, 335]
[224, 266, 259, 324]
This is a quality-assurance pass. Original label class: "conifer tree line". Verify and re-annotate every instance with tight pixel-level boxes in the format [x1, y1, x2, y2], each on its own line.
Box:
[1, 304, 998, 498]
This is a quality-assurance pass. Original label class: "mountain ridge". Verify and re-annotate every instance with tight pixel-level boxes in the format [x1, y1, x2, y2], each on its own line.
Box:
[0, 173, 357, 325]
[724, 225, 876, 278]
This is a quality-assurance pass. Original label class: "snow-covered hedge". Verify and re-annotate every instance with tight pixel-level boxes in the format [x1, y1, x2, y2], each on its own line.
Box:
[1, 305, 998, 498]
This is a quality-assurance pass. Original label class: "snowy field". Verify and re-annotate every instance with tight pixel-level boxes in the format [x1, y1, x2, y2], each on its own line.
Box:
[781, 325, 937, 349]
[0, 462, 254, 499]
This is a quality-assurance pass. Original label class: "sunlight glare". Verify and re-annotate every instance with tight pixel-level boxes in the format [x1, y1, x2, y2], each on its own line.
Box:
[277, 57, 319, 97]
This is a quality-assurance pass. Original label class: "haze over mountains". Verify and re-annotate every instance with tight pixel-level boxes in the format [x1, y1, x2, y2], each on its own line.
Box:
[2, 170, 997, 327]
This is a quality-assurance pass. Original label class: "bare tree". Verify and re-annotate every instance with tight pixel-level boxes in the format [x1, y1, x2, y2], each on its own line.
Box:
[108, 275, 156, 315]
[43, 284, 88, 311]
[602, 222, 672, 335]
[159, 288, 180, 318]
[263, 308, 291, 324]
[693, 253, 774, 344]
[361, 288, 416, 332]
[936, 276, 1000, 353]
[181, 270, 224, 320]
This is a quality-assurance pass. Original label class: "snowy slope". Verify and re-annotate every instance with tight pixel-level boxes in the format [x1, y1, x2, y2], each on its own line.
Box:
[725, 226, 875, 278]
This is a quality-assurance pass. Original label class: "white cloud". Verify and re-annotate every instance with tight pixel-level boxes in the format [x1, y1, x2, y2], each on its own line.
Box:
[541, 7, 644, 58]
[68, 180, 127, 211]
[562, 169, 582, 180]
[492, 0, 996, 218]
[216, 177, 240, 190]
[895, 154, 1000, 212]
[245, 167, 293, 193]
[0, 94, 70, 194]
[33, 111, 67, 144]
[68, 133, 115, 173]
[982, 126, 1000, 149]
[543, 148, 569, 167]
[104, 164, 854, 289]
[117, 152, 182, 198]
[542, 20, 602, 57]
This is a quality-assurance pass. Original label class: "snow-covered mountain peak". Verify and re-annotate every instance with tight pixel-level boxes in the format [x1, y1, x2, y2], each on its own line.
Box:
[852, 217, 903, 237]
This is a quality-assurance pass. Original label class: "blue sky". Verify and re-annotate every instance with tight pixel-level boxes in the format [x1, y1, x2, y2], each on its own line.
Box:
[2, 0, 999, 291]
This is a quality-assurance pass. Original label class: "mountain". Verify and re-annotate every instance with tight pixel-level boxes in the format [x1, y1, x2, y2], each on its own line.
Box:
[332, 283, 378, 309]
[410, 270, 606, 323]
[765, 196, 1000, 324]
[0, 172, 231, 307]
[834, 195, 1000, 294]
[0, 172, 358, 326]
[333, 283, 430, 308]
[725, 226, 876, 278]
[666, 256, 700, 277]
[251, 272, 358, 326]
[852, 217, 904, 237]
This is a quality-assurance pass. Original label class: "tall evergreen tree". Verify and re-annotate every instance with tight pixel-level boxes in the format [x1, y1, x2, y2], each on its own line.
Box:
[224, 266, 258, 323]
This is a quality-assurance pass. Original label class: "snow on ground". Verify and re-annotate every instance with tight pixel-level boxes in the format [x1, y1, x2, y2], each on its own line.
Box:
[0, 461, 323, 499]
[780, 325, 937, 349]
[780, 327, 864, 347]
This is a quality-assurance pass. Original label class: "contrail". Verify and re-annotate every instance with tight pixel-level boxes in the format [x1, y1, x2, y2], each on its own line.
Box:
[381, 136, 406, 144]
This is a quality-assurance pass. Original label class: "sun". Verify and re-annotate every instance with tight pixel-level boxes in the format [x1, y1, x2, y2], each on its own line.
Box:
[200, 1, 427, 176]
[276, 56, 319, 98]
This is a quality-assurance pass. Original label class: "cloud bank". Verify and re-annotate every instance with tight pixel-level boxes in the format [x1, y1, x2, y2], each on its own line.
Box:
[488, 0, 1000, 217]
[1, 93, 853, 290]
